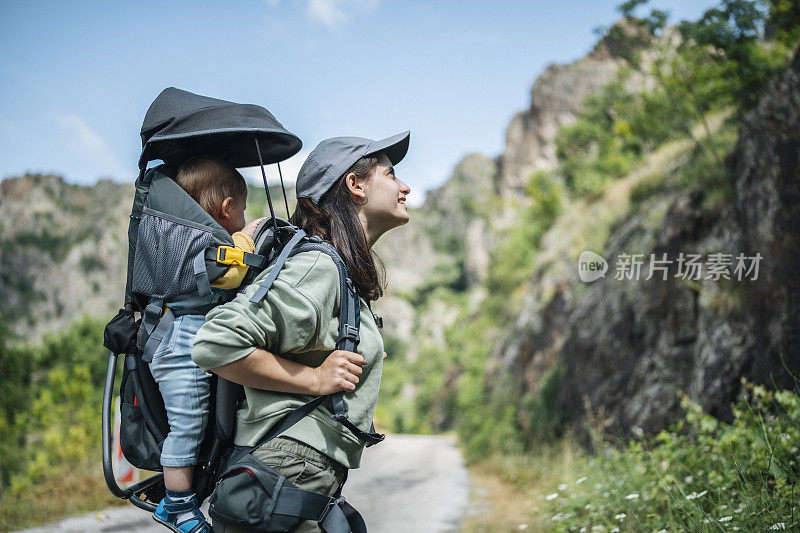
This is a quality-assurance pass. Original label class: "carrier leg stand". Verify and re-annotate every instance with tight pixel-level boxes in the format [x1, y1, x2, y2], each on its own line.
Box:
[102, 350, 164, 512]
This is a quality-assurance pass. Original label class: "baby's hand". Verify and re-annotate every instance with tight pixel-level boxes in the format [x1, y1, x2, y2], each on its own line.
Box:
[312, 350, 366, 395]
[242, 217, 267, 238]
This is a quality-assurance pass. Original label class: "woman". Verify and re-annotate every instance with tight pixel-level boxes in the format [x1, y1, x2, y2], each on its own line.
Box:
[192, 132, 411, 532]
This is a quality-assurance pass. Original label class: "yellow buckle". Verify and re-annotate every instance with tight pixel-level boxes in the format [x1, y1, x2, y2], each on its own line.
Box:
[216, 246, 246, 267]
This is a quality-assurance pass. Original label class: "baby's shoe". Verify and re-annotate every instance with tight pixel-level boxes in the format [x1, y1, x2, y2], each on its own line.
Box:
[153, 490, 211, 533]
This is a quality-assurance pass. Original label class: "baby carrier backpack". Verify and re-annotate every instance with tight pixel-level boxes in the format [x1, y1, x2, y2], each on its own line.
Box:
[101, 88, 384, 532]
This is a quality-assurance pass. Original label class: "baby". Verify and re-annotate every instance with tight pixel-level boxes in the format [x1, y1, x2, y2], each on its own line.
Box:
[150, 156, 262, 533]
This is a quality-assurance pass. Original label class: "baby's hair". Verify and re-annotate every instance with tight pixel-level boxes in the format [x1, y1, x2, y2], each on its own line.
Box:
[175, 156, 247, 217]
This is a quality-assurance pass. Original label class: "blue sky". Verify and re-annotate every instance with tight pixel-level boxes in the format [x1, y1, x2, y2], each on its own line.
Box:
[0, 0, 719, 203]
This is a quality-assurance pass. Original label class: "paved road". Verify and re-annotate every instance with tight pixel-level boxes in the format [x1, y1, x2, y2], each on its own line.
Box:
[18, 434, 469, 533]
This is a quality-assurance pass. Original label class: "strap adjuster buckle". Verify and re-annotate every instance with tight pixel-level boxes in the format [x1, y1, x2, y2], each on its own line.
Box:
[320, 496, 346, 523]
[345, 277, 356, 294]
[341, 324, 359, 344]
[143, 303, 163, 320]
[216, 245, 246, 267]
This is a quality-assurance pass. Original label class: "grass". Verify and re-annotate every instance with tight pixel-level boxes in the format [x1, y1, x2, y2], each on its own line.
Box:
[462, 382, 800, 532]
[0, 465, 125, 531]
[463, 439, 587, 532]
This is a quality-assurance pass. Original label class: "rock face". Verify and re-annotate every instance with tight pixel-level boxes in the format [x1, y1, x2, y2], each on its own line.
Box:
[418, 153, 499, 286]
[490, 49, 800, 438]
[500, 57, 622, 198]
[0, 174, 132, 339]
[732, 49, 800, 386]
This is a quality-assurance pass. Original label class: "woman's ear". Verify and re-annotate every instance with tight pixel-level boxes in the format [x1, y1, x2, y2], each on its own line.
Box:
[345, 172, 367, 201]
[220, 197, 235, 220]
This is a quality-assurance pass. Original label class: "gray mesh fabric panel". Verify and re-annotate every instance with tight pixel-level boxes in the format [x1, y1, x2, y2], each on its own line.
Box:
[132, 207, 213, 300]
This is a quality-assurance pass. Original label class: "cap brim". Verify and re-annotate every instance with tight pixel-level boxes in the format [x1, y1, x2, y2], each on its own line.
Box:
[366, 131, 410, 166]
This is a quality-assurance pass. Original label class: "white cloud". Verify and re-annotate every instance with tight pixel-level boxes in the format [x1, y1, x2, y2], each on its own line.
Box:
[239, 149, 310, 187]
[305, 0, 379, 28]
[59, 113, 125, 178]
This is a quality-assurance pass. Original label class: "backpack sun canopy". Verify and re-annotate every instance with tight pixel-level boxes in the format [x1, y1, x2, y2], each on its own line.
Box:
[139, 87, 302, 170]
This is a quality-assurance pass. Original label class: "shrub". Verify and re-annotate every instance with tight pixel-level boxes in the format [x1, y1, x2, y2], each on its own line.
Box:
[542, 383, 800, 531]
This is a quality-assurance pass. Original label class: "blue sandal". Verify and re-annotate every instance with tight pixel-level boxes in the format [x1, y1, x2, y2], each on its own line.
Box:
[153, 494, 211, 533]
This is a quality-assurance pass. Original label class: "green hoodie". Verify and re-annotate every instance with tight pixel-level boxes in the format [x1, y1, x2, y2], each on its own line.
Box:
[192, 250, 384, 469]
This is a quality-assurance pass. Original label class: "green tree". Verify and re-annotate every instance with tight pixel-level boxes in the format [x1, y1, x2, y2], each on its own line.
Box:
[0, 316, 34, 488]
[608, 0, 798, 167]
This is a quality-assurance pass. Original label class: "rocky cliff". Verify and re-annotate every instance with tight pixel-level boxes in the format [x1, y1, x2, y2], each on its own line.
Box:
[489, 48, 800, 438]
[500, 57, 621, 198]
[0, 175, 131, 339]
[497, 25, 655, 199]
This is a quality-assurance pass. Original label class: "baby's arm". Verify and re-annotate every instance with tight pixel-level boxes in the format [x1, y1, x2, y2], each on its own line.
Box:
[210, 218, 265, 290]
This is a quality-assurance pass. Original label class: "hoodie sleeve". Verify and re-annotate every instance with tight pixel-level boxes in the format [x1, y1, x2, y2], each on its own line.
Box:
[192, 251, 340, 372]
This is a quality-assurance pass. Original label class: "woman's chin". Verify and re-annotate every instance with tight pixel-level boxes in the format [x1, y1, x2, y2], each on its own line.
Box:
[395, 208, 410, 225]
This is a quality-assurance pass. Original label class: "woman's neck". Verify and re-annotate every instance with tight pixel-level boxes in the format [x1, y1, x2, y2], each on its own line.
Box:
[357, 211, 385, 248]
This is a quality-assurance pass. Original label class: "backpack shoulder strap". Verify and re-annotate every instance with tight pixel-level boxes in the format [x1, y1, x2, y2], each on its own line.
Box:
[244, 237, 385, 449]
[249, 229, 307, 304]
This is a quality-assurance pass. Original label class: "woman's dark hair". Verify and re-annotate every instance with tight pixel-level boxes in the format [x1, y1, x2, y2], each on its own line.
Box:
[290, 156, 385, 301]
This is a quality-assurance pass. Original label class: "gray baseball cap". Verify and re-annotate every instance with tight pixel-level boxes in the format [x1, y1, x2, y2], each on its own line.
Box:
[295, 131, 410, 204]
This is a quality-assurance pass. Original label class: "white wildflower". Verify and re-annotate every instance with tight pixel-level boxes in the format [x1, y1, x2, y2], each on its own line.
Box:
[584, 504, 592, 510]
[603, 491, 610, 498]
[592, 527, 603, 532]
[580, 527, 587, 533]
[686, 490, 707, 501]
[769, 524, 786, 530]
[595, 483, 603, 490]
[615, 513, 627, 520]
[719, 516, 732, 522]
[734, 506, 744, 513]
[660, 460, 669, 471]
[546, 493, 559, 501]
[550, 513, 564, 521]
[611, 528, 620, 533]
[624, 493, 639, 500]
[656, 530, 667, 533]
[558, 483, 568, 490]
[720, 504, 728, 510]
[576, 476, 588, 485]
[518, 524, 528, 531]
[684, 475, 693, 483]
